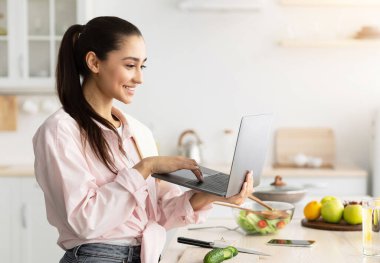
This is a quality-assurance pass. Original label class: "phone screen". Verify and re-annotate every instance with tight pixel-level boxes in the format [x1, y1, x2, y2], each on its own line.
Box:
[267, 239, 315, 247]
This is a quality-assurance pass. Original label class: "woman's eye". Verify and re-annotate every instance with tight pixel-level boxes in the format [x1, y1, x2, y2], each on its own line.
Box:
[141, 65, 147, 70]
[126, 64, 135, 69]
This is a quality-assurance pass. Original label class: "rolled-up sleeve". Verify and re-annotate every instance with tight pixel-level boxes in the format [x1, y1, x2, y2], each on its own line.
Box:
[156, 182, 212, 230]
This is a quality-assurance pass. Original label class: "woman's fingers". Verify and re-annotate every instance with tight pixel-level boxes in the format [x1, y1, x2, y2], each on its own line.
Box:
[191, 168, 204, 182]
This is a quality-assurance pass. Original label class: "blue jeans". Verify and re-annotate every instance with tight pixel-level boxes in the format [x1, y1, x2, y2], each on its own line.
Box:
[59, 243, 141, 263]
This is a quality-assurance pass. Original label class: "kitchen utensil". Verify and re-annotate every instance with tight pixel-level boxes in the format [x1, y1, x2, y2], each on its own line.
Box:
[301, 218, 362, 231]
[187, 225, 239, 231]
[214, 201, 290, 220]
[252, 175, 307, 203]
[0, 96, 17, 131]
[214, 201, 255, 212]
[248, 194, 275, 211]
[274, 128, 335, 168]
[177, 129, 203, 163]
[177, 237, 271, 256]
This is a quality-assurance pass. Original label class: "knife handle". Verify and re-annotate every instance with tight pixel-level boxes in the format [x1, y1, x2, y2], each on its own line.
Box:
[177, 237, 212, 248]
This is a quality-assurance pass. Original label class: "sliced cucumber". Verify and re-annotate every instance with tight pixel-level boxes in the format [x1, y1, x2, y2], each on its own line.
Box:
[225, 246, 238, 257]
[203, 246, 239, 263]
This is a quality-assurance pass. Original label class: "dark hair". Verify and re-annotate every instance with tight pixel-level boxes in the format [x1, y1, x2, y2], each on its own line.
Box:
[56, 16, 142, 174]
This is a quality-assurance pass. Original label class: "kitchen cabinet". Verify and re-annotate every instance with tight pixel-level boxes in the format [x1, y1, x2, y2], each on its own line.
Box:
[0, 0, 93, 91]
[0, 178, 17, 262]
[0, 176, 62, 263]
[205, 164, 368, 195]
[261, 166, 368, 196]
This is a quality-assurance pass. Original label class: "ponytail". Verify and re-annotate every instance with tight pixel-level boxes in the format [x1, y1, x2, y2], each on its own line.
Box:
[57, 24, 82, 112]
[56, 17, 141, 174]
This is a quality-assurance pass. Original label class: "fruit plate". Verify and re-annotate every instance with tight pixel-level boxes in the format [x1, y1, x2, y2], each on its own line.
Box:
[301, 218, 362, 231]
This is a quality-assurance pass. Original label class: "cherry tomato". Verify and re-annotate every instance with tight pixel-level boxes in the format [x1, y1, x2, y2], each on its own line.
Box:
[276, 221, 286, 229]
[257, 220, 267, 228]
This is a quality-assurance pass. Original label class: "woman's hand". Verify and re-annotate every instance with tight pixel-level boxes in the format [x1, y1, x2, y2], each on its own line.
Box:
[222, 170, 254, 206]
[189, 171, 253, 211]
[133, 156, 203, 181]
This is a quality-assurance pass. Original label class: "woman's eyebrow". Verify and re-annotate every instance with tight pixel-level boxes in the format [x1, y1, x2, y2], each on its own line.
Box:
[121, 57, 147, 62]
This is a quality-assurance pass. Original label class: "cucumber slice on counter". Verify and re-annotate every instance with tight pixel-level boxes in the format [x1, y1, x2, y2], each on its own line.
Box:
[203, 246, 238, 263]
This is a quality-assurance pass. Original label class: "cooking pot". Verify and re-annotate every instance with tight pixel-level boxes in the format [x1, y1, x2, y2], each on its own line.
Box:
[252, 175, 307, 203]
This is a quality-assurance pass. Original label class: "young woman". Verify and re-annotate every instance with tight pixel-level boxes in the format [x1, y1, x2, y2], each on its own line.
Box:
[33, 16, 253, 263]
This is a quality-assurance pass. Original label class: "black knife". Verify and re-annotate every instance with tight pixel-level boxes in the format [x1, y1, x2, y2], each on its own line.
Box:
[177, 237, 270, 256]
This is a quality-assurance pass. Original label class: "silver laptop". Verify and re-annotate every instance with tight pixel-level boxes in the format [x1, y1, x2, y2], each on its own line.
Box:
[152, 114, 273, 198]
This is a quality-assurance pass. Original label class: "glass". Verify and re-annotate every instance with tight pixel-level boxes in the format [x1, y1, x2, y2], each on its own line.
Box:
[0, 0, 7, 36]
[0, 41, 7, 76]
[55, 0, 76, 36]
[0, 0, 8, 77]
[28, 40, 50, 77]
[362, 198, 380, 257]
[28, 0, 50, 36]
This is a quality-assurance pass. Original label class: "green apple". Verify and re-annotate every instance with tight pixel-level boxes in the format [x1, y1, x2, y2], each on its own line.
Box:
[321, 199, 344, 223]
[321, 196, 338, 205]
[343, 204, 362, 225]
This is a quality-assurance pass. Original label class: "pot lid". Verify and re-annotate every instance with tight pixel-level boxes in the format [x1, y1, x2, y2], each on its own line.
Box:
[254, 175, 306, 194]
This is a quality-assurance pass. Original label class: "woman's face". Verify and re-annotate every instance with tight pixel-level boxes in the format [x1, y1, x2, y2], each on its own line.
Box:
[94, 35, 147, 104]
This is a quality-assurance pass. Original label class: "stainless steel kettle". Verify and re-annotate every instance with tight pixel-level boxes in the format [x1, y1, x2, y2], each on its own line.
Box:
[177, 129, 203, 164]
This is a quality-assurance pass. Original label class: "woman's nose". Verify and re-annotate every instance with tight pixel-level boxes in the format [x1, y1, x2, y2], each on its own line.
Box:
[133, 69, 143, 84]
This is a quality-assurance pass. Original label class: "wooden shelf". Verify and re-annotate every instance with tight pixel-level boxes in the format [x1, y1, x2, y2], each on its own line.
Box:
[278, 39, 380, 47]
[281, 0, 380, 6]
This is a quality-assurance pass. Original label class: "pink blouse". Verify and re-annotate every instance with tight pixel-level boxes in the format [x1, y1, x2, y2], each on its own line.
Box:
[33, 107, 211, 263]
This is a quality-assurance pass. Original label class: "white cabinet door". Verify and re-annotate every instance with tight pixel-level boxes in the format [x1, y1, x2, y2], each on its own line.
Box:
[0, 178, 18, 262]
[0, 0, 92, 89]
[20, 178, 63, 263]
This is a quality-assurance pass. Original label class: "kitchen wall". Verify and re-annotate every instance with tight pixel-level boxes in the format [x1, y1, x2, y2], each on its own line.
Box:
[1, 0, 380, 175]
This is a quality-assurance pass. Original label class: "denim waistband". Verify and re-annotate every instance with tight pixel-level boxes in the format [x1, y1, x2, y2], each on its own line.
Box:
[70, 243, 141, 261]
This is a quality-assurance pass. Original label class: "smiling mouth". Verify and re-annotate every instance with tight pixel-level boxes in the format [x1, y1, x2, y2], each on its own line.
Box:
[123, 85, 136, 92]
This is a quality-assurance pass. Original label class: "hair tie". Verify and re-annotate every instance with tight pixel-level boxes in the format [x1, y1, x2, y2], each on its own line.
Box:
[78, 24, 86, 39]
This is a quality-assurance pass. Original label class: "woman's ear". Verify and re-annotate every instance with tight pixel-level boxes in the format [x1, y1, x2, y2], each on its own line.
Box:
[85, 51, 100, 73]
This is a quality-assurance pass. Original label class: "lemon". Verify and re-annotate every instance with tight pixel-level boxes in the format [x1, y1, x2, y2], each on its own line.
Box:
[304, 200, 322, 221]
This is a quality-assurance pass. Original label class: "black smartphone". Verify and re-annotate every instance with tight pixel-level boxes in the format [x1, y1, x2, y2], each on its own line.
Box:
[267, 239, 315, 247]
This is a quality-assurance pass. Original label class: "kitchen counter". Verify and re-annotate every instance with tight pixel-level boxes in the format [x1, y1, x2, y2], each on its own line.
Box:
[160, 218, 378, 263]
[262, 165, 368, 177]
[205, 163, 368, 177]
[0, 165, 34, 177]
[160, 196, 376, 263]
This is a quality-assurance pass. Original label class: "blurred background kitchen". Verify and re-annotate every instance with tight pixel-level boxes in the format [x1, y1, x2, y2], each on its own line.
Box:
[1, 0, 380, 261]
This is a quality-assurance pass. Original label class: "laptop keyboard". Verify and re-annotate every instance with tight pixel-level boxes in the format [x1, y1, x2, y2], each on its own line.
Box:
[185, 173, 229, 193]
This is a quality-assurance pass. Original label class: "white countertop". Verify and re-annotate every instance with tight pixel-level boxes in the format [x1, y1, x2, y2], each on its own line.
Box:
[160, 195, 375, 263]
[205, 163, 368, 177]
[0, 165, 34, 177]
[160, 218, 377, 263]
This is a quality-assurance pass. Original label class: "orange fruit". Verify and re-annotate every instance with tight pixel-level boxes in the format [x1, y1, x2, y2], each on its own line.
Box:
[304, 200, 322, 221]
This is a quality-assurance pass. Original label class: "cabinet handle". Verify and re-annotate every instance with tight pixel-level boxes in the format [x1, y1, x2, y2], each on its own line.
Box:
[21, 203, 28, 228]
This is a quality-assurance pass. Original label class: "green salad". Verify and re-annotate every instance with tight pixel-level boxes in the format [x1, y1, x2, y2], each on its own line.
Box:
[236, 211, 291, 235]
